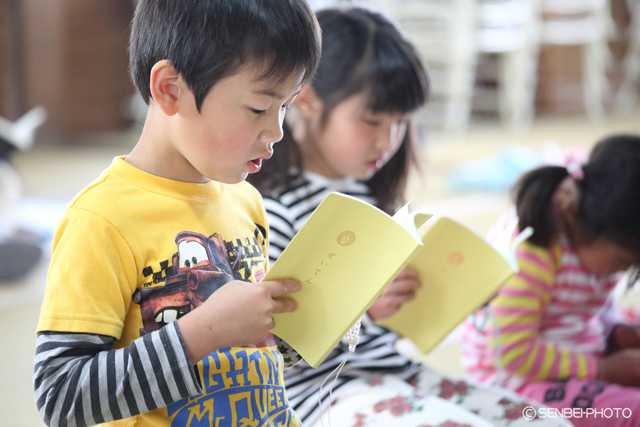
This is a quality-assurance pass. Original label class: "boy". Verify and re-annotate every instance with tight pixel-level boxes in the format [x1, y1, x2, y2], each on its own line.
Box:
[33, 1, 321, 426]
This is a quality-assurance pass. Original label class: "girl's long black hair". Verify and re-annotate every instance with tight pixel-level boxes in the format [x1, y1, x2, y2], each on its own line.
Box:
[248, 6, 429, 214]
[514, 134, 640, 265]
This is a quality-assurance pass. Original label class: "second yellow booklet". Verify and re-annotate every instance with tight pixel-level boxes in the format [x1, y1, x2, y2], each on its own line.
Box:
[265, 192, 432, 368]
[379, 216, 520, 354]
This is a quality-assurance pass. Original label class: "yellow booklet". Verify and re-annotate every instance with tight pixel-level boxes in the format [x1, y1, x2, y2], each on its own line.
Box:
[265, 192, 432, 368]
[379, 216, 532, 354]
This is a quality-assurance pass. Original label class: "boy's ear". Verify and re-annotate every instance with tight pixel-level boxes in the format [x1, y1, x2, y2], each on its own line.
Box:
[149, 60, 182, 116]
[294, 85, 323, 120]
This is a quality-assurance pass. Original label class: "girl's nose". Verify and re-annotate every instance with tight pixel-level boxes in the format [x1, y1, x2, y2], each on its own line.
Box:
[376, 120, 407, 152]
[374, 124, 393, 151]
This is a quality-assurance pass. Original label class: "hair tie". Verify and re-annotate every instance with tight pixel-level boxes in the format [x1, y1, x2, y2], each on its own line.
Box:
[567, 162, 584, 181]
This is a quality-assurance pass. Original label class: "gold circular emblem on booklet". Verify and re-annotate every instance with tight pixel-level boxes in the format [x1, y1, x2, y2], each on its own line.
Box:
[337, 231, 355, 246]
[449, 251, 464, 265]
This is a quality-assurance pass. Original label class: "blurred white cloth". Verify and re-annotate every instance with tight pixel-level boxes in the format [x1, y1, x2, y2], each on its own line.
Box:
[0, 159, 22, 240]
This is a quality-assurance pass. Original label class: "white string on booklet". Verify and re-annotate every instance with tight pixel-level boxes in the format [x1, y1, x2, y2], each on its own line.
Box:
[318, 318, 362, 427]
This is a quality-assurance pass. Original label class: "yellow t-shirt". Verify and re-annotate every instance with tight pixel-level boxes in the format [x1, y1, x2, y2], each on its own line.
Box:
[38, 157, 300, 427]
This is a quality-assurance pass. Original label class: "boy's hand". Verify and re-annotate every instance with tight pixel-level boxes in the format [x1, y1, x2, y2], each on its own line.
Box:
[596, 348, 640, 387]
[178, 279, 301, 364]
[367, 267, 421, 321]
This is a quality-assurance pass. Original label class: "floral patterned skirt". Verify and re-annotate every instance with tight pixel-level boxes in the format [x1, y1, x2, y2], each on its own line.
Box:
[307, 366, 573, 427]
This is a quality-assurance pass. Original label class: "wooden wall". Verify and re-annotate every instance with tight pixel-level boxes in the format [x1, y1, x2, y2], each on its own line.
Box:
[0, 0, 6, 118]
[0, 0, 23, 120]
[5, 0, 135, 141]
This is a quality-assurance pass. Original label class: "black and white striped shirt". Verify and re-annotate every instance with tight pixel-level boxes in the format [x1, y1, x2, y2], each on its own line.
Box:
[34, 323, 300, 427]
[33, 322, 201, 427]
[264, 171, 421, 425]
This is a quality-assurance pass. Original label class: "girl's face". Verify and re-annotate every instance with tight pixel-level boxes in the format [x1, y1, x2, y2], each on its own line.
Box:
[574, 239, 636, 275]
[302, 93, 409, 181]
[557, 180, 637, 275]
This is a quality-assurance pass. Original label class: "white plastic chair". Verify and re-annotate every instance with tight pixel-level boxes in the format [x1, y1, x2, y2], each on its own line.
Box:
[476, 0, 540, 130]
[362, 0, 539, 131]
[362, 0, 479, 132]
[614, 0, 640, 112]
[539, 0, 614, 122]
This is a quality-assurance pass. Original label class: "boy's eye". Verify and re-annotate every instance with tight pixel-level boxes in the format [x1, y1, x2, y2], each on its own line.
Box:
[250, 108, 267, 115]
[363, 119, 381, 127]
[281, 104, 292, 111]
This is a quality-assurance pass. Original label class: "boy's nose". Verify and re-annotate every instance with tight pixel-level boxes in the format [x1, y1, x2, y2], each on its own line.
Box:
[260, 116, 284, 144]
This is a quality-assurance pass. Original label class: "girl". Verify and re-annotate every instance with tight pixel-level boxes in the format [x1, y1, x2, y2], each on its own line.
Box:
[462, 134, 640, 427]
[249, 6, 569, 427]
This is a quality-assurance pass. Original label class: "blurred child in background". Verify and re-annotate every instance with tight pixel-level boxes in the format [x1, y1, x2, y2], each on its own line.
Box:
[463, 134, 640, 427]
[250, 6, 570, 427]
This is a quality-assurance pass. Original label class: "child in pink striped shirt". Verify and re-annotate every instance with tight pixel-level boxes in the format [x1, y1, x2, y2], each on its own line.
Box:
[462, 134, 640, 427]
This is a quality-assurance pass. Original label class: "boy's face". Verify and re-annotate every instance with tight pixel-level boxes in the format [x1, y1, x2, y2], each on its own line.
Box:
[173, 64, 303, 184]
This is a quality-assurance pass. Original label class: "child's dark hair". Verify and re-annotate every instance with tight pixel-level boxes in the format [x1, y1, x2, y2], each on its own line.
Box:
[129, 0, 321, 111]
[514, 134, 640, 263]
[248, 6, 429, 214]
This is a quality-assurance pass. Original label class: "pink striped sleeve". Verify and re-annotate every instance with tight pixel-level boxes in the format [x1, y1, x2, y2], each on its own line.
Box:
[489, 240, 595, 381]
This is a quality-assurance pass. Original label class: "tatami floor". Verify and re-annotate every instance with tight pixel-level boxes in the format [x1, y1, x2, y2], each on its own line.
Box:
[3, 110, 640, 426]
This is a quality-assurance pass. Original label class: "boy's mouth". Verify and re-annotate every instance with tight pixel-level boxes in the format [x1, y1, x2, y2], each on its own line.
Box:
[248, 158, 262, 173]
[247, 150, 273, 173]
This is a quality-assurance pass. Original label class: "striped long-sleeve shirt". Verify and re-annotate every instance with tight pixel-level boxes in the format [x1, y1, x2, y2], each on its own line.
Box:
[461, 214, 621, 391]
[264, 171, 421, 424]
[34, 320, 297, 427]
[33, 322, 201, 427]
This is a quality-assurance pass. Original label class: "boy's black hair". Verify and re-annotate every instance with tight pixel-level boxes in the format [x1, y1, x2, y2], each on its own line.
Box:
[249, 6, 429, 214]
[129, 0, 321, 111]
[514, 134, 640, 264]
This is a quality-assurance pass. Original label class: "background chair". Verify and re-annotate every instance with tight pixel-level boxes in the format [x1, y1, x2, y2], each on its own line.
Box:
[474, 0, 540, 130]
[363, 0, 479, 132]
[539, 0, 614, 123]
[615, 0, 640, 112]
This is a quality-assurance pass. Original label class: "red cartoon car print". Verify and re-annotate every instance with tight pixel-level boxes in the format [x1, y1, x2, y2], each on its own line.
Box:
[133, 231, 243, 336]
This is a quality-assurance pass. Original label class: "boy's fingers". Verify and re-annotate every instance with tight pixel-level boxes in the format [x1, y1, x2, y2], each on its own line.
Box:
[268, 279, 302, 297]
[272, 297, 299, 314]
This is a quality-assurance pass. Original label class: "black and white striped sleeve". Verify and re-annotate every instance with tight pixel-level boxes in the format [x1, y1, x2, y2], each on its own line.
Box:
[34, 321, 201, 427]
[263, 196, 296, 265]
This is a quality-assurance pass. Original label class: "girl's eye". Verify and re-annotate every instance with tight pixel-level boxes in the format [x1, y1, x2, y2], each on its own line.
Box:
[281, 104, 292, 111]
[250, 108, 267, 115]
[363, 118, 381, 127]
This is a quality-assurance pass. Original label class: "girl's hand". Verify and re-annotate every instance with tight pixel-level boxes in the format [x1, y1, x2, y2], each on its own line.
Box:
[367, 267, 421, 321]
[596, 348, 640, 387]
[608, 324, 640, 353]
[178, 279, 301, 364]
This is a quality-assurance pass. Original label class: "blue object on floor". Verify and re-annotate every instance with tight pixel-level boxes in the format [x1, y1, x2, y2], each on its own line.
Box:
[449, 145, 543, 192]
